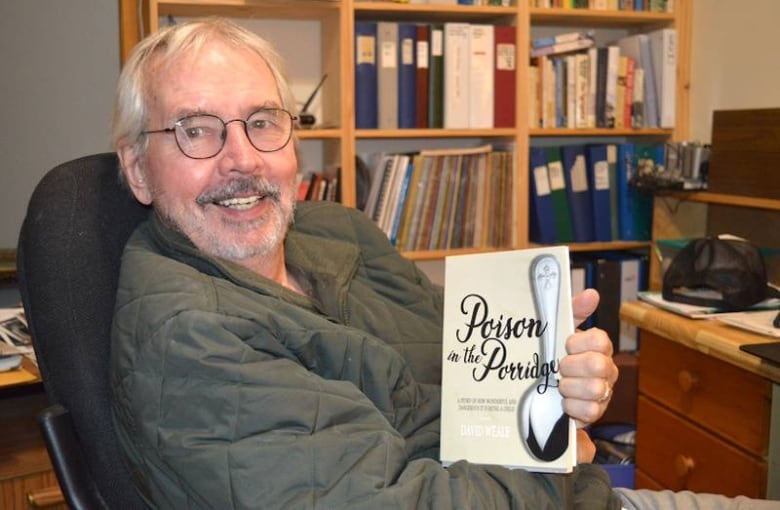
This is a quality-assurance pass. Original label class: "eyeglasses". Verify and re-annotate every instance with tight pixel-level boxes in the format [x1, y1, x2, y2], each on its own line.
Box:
[142, 108, 297, 159]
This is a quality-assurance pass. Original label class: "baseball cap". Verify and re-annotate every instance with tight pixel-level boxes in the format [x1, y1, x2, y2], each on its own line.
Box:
[662, 235, 779, 310]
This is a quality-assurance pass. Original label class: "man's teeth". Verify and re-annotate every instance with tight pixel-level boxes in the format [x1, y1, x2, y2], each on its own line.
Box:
[217, 196, 262, 210]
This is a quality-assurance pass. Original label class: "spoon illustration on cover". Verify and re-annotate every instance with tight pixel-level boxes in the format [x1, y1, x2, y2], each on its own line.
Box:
[518, 254, 569, 462]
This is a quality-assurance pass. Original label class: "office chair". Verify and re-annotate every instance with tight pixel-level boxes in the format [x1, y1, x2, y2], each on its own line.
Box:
[17, 153, 150, 509]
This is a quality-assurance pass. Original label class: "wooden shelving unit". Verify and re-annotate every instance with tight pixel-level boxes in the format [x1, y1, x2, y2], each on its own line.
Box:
[118, 0, 691, 262]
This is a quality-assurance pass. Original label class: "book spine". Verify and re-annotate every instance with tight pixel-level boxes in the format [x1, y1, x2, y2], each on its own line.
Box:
[354, 22, 378, 129]
[443, 22, 471, 129]
[428, 24, 445, 128]
[493, 26, 517, 128]
[397, 23, 418, 129]
[415, 24, 430, 128]
[468, 24, 494, 128]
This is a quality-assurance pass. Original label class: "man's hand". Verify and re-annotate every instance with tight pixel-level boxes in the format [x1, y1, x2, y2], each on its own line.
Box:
[559, 289, 619, 427]
[576, 429, 597, 464]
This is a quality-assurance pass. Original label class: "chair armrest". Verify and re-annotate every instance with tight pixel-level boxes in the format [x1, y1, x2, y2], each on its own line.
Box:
[38, 404, 107, 510]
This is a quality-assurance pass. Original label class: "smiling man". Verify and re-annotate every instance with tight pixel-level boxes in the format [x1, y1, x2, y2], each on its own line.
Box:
[108, 18, 774, 510]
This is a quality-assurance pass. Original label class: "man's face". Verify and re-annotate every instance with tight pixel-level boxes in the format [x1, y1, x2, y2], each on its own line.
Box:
[123, 42, 298, 263]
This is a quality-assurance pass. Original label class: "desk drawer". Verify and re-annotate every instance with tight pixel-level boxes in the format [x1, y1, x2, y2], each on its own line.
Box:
[636, 396, 767, 498]
[638, 331, 771, 455]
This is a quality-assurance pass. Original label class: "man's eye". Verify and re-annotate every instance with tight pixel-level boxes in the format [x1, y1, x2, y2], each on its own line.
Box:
[183, 126, 211, 139]
[249, 119, 271, 130]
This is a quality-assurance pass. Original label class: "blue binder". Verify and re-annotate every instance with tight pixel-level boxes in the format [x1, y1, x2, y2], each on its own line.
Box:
[355, 22, 378, 129]
[528, 147, 557, 244]
[560, 145, 594, 242]
[397, 23, 417, 129]
[616, 143, 637, 240]
[585, 144, 612, 242]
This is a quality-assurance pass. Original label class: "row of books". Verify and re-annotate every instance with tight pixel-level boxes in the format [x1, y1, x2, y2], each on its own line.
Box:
[571, 250, 648, 352]
[360, 145, 515, 251]
[296, 171, 340, 202]
[532, 0, 672, 11]
[528, 142, 662, 245]
[355, 21, 516, 130]
[529, 28, 677, 129]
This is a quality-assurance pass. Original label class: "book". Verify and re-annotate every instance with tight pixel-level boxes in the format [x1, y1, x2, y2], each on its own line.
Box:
[560, 144, 594, 242]
[468, 24, 494, 128]
[377, 22, 399, 129]
[532, 30, 590, 49]
[530, 37, 595, 58]
[494, 25, 517, 128]
[397, 23, 418, 129]
[604, 45, 620, 128]
[528, 147, 557, 244]
[428, 24, 445, 128]
[354, 22, 378, 129]
[545, 147, 573, 243]
[441, 246, 576, 472]
[648, 27, 676, 128]
[415, 24, 430, 128]
[443, 22, 471, 128]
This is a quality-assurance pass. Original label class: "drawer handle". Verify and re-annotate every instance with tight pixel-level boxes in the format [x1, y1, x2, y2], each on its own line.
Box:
[674, 454, 696, 477]
[677, 370, 698, 393]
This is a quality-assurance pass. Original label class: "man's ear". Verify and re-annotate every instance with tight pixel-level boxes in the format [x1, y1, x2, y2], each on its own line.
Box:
[117, 143, 153, 205]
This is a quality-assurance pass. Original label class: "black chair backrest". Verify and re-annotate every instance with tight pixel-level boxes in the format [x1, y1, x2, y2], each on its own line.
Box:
[17, 153, 150, 508]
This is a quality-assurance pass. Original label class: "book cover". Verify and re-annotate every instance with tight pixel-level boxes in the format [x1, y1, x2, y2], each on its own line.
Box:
[443, 22, 471, 129]
[468, 24, 494, 128]
[560, 144, 595, 242]
[354, 22, 378, 129]
[377, 22, 399, 129]
[428, 24, 445, 128]
[545, 147, 574, 243]
[397, 23, 418, 129]
[648, 27, 676, 128]
[415, 24, 430, 128]
[441, 246, 576, 472]
[529, 147, 557, 244]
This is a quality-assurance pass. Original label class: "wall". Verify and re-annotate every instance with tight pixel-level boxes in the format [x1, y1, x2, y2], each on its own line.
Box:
[689, 0, 780, 141]
[0, 1, 120, 249]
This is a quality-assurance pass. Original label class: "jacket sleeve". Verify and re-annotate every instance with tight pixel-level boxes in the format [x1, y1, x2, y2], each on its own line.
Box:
[113, 300, 620, 510]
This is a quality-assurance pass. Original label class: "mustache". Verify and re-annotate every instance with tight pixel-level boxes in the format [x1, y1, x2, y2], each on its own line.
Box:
[196, 177, 282, 205]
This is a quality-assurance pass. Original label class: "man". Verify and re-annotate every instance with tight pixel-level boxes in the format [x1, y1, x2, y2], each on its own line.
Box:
[110, 19, 772, 510]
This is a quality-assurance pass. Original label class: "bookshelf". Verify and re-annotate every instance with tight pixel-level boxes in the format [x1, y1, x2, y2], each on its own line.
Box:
[118, 0, 692, 262]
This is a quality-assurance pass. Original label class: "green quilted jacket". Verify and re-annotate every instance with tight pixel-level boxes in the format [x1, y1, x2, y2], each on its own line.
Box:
[110, 200, 620, 509]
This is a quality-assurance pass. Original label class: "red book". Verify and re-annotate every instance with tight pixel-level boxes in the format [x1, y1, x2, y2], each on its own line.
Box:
[493, 25, 516, 128]
[415, 24, 430, 128]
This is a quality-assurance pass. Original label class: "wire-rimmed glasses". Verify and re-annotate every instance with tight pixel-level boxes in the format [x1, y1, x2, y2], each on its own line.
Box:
[141, 107, 297, 159]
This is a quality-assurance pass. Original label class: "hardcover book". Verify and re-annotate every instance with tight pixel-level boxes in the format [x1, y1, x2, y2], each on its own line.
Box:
[440, 246, 577, 473]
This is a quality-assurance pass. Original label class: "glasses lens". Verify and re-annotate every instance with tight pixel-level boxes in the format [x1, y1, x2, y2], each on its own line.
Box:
[174, 115, 225, 159]
[246, 109, 293, 152]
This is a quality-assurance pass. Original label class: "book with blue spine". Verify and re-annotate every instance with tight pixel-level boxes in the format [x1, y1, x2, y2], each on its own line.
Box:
[585, 144, 612, 242]
[397, 23, 418, 129]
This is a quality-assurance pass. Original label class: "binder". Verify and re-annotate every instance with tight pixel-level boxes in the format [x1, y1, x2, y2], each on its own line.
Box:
[616, 142, 638, 240]
[397, 23, 417, 129]
[585, 144, 612, 242]
[493, 25, 516, 128]
[545, 146, 573, 243]
[377, 22, 399, 130]
[560, 144, 594, 242]
[606, 144, 620, 241]
[468, 24, 494, 129]
[415, 24, 430, 128]
[428, 24, 445, 128]
[443, 22, 470, 129]
[528, 147, 557, 244]
[648, 28, 676, 128]
[354, 22, 378, 129]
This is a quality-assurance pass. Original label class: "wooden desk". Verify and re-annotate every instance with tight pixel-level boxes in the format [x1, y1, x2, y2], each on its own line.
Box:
[621, 301, 780, 500]
[0, 359, 65, 509]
